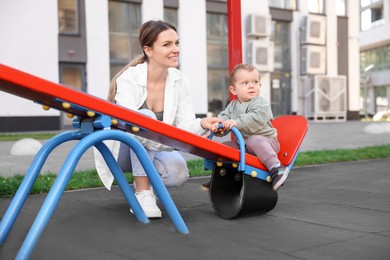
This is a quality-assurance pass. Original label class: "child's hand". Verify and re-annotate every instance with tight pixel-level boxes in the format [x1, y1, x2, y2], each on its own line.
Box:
[211, 122, 222, 133]
[223, 119, 237, 130]
[211, 122, 229, 136]
[201, 117, 222, 130]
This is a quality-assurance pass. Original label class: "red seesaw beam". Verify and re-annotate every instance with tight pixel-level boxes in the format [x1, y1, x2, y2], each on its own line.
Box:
[0, 64, 270, 170]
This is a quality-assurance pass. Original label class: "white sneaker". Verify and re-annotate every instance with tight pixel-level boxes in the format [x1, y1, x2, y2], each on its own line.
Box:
[130, 189, 162, 218]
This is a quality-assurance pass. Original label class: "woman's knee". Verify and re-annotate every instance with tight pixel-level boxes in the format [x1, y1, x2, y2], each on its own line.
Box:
[154, 151, 189, 187]
[117, 143, 132, 172]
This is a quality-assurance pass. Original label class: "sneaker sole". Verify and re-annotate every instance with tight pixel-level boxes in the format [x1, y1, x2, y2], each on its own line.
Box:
[145, 211, 162, 218]
[273, 168, 290, 191]
[130, 209, 162, 218]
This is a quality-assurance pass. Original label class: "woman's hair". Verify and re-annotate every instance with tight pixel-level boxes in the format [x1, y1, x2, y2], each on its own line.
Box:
[107, 20, 177, 102]
[229, 63, 259, 86]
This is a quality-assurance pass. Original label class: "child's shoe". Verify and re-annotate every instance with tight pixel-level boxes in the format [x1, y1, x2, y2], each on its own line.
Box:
[200, 180, 210, 192]
[271, 167, 290, 191]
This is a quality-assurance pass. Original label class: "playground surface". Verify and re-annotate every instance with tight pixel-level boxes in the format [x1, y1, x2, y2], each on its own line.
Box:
[1, 157, 389, 259]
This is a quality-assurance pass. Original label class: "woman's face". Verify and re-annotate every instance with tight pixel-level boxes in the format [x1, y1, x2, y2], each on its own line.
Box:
[145, 28, 180, 68]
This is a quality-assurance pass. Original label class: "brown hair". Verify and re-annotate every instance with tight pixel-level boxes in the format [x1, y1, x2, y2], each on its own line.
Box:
[229, 63, 259, 86]
[107, 20, 177, 102]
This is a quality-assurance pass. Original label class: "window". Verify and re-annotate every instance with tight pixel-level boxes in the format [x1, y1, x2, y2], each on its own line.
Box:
[268, 0, 296, 10]
[58, 0, 79, 34]
[371, 6, 383, 21]
[207, 13, 229, 116]
[360, 44, 390, 72]
[60, 64, 85, 92]
[270, 20, 292, 115]
[164, 8, 178, 29]
[271, 20, 291, 70]
[360, 0, 385, 30]
[375, 86, 388, 113]
[59, 63, 86, 127]
[108, 1, 141, 78]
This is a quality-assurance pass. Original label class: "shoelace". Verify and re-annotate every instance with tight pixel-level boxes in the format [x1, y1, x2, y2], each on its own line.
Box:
[136, 190, 158, 200]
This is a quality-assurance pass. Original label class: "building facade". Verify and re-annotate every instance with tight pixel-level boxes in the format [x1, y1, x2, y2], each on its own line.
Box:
[0, 0, 361, 132]
[359, 0, 390, 118]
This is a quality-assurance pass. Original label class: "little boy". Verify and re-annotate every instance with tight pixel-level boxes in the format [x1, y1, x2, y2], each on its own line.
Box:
[202, 64, 289, 192]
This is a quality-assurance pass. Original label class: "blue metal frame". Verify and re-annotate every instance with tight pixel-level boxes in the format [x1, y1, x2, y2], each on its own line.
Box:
[0, 131, 78, 245]
[0, 113, 189, 260]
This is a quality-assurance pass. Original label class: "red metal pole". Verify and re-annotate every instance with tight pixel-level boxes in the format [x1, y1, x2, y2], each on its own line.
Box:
[227, 0, 243, 141]
[227, 0, 243, 100]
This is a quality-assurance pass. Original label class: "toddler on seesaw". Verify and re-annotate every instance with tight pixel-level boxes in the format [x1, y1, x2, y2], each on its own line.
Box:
[202, 63, 289, 192]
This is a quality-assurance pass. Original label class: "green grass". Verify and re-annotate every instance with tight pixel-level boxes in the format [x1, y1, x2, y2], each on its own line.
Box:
[0, 170, 134, 198]
[0, 144, 389, 198]
[292, 145, 390, 166]
[0, 133, 57, 142]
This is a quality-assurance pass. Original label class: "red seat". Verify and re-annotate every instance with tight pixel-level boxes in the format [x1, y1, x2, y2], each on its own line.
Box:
[272, 115, 308, 166]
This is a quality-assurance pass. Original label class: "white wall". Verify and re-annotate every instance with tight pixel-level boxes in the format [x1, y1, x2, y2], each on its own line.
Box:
[178, 0, 208, 114]
[359, 23, 390, 49]
[291, 12, 305, 113]
[85, 0, 111, 100]
[0, 0, 59, 117]
[326, 0, 338, 76]
[292, 1, 309, 114]
[348, 0, 361, 112]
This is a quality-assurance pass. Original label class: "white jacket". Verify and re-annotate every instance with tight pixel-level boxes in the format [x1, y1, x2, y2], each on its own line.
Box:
[94, 62, 206, 189]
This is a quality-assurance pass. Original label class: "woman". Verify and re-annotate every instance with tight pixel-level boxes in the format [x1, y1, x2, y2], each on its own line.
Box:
[95, 20, 220, 218]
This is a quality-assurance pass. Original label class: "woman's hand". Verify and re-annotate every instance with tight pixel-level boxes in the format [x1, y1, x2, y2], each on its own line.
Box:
[200, 117, 222, 131]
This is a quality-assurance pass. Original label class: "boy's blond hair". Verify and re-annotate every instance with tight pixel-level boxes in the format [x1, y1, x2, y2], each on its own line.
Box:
[229, 64, 259, 86]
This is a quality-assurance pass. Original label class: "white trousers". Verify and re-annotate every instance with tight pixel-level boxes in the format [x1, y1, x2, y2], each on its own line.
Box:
[117, 109, 189, 187]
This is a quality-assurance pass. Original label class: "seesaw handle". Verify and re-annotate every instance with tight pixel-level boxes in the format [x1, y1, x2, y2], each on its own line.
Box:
[208, 124, 246, 172]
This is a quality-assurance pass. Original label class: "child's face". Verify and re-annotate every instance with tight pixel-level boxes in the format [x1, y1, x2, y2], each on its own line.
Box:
[229, 69, 261, 103]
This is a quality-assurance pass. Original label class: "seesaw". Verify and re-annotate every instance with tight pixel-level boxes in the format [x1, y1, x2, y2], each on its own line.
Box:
[205, 116, 308, 219]
[0, 64, 307, 258]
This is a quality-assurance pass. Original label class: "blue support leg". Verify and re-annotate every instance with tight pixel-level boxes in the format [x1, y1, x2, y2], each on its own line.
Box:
[130, 149, 189, 235]
[94, 133, 189, 234]
[16, 135, 101, 259]
[16, 130, 188, 260]
[94, 142, 148, 224]
[0, 131, 79, 245]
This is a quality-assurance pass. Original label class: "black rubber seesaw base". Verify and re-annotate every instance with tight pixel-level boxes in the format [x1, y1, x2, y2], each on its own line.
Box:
[209, 163, 278, 219]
